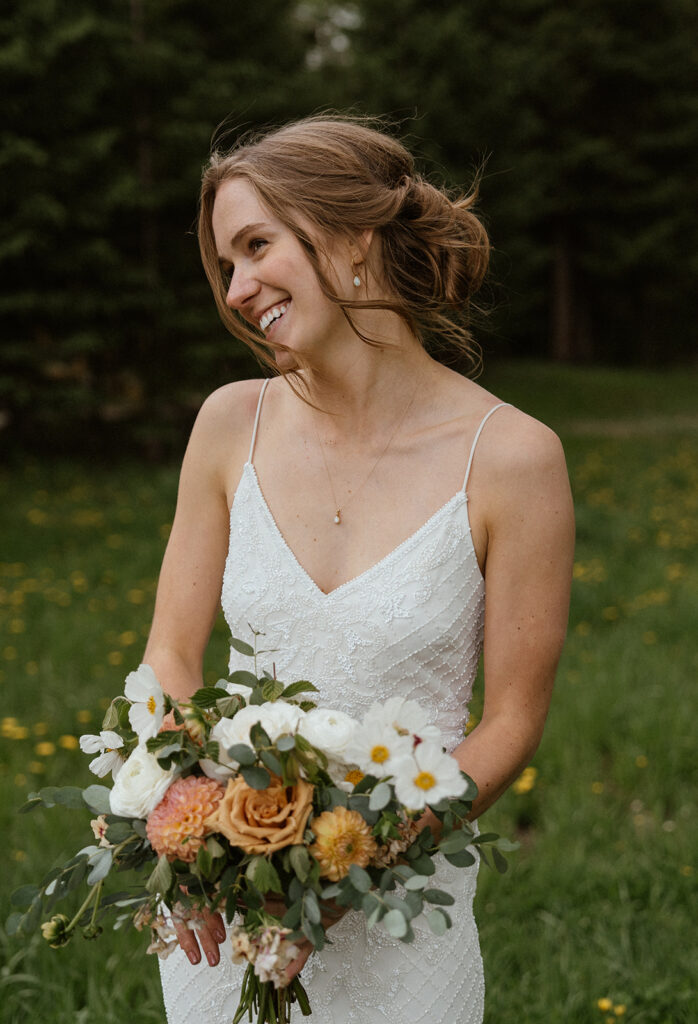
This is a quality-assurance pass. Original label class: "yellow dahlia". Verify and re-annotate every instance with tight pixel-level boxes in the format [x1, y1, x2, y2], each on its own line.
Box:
[309, 805, 378, 881]
[146, 775, 225, 862]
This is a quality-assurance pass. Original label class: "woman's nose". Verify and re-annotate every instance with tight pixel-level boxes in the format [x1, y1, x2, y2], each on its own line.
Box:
[225, 268, 259, 312]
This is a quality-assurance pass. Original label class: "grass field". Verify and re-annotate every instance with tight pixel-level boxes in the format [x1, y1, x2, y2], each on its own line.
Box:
[1, 362, 696, 1024]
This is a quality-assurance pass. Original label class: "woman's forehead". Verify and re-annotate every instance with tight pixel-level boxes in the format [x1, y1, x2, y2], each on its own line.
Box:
[212, 177, 270, 236]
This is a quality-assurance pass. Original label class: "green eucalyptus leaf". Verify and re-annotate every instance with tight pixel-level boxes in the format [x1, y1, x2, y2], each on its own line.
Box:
[383, 908, 408, 938]
[227, 743, 257, 766]
[87, 848, 113, 884]
[82, 785, 112, 815]
[303, 889, 322, 925]
[281, 901, 302, 929]
[11, 884, 40, 908]
[403, 874, 429, 891]
[18, 796, 43, 814]
[426, 908, 449, 936]
[348, 864, 372, 893]
[492, 847, 509, 874]
[444, 848, 476, 868]
[5, 911, 25, 936]
[289, 845, 311, 883]
[241, 765, 271, 790]
[260, 750, 283, 776]
[230, 637, 255, 657]
[438, 830, 470, 854]
[276, 735, 296, 752]
[423, 888, 455, 906]
[368, 782, 392, 811]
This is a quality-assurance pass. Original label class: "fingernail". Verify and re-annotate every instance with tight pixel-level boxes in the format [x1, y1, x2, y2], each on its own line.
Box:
[207, 952, 218, 966]
[187, 950, 200, 965]
[215, 930, 226, 943]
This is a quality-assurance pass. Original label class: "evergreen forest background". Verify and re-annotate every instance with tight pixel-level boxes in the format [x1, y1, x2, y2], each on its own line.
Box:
[1, 0, 697, 456]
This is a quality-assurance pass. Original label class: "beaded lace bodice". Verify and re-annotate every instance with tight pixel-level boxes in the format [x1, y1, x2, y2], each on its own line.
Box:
[221, 462, 484, 752]
[159, 384, 510, 1024]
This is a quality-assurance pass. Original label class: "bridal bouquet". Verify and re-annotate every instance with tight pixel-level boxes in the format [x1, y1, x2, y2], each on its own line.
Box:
[9, 632, 514, 1024]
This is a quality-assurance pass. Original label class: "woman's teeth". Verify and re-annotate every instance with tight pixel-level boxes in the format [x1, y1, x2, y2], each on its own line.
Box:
[260, 304, 288, 331]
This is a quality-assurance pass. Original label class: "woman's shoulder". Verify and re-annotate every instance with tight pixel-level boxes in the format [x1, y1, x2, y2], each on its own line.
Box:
[448, 372, 567, 486]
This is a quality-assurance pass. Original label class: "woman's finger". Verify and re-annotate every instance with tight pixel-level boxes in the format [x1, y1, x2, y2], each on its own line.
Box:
[285, 939, 313, 983]
[174, 908, 226, 967]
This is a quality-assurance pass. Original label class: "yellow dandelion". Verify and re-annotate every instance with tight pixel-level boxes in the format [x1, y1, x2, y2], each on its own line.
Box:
[29, 761, 45, 774]
[27, 508, 48, 525]
[636, 755, 648, 768]
[575, 621, 591, 636]
[597, 998, 613, 1012]
[591, 782, 604, 795]
[680, 865, 693, 877]
[3, 646, 18, 660]
[14, 773, 27, 786]
[513, 766, 537, 795]
[10, 618, 25, 633]
[119, 630, 138, 646]
[127, 588, 145, 604]
[76, 710, 92, 723]
[613, 1007, 627, 1017]
[11, 849, 27, 862]
[107, 651, 123, 666]
[35, 741, 56, 757]
[602, 607, 619, 622]
[310, 806, 378, 881]
[2, 716, 18, 728]
[33, 721, 49, 736]
[59, 734, 79, 750]
[25, 661, 39, 676]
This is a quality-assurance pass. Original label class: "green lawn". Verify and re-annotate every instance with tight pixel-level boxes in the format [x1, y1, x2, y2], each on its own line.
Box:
[1, 362, 697, 1024]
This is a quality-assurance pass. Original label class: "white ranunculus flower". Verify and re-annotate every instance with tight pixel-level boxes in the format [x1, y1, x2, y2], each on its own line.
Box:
[391, 742, 468, 811]
[79, 730, 125, 780]
[109, 745, 177, 819]
[234, 702, 305, 744]
[345, 719, 414, 777]
[368, 697, 441, 744]
[297, 708, 359, 760]
[124, 663, 165, 741]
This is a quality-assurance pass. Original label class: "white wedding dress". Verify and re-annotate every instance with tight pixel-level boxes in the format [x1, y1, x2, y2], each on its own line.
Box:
[160, 380, 510, 1023]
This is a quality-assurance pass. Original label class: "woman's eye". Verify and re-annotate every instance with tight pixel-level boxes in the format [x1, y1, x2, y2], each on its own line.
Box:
[250, 238, 267, 254]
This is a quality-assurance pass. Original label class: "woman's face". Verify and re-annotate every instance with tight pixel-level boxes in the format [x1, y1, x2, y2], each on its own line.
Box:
[211, 177, 355, 370]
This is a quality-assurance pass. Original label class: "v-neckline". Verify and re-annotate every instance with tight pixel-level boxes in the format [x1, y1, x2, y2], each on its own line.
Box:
[234, 462, 478, 599]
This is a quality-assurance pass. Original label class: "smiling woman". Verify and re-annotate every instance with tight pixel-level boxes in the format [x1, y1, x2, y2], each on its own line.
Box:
[147, 114, 575, 1024]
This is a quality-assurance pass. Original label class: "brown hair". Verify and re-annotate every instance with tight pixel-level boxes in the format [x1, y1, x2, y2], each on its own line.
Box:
[197, 114, 490, 375]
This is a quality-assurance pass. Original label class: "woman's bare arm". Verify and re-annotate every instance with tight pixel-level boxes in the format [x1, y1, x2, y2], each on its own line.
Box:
[143, 380, 259, 701]
[449, 412, 575, 821]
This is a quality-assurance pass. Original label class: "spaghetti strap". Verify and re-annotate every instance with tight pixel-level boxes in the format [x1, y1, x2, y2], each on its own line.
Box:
[461, 403, 512, 493]
[248, 379, 270, 464]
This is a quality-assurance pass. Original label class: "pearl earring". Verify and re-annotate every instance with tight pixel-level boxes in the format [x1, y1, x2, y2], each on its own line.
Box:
[351, 259, 361, 288]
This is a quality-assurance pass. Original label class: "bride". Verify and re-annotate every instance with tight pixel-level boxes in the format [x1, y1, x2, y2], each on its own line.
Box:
[147, 115, 574, 1022]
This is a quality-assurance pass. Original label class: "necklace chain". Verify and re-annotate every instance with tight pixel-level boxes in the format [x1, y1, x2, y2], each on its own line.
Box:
[313, 384, 420, 525]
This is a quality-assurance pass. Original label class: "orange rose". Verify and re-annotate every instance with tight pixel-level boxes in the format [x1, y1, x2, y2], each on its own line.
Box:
[206, 774, 313, 855]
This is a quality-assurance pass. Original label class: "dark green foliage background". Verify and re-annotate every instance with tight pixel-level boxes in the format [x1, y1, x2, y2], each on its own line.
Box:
[1, 0, 697, 455]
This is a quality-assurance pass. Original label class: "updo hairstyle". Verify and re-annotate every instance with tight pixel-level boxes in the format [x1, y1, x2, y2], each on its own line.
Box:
[198, 114, 490, 374]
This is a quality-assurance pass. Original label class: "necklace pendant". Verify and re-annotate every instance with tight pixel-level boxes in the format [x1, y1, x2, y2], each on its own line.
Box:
[334, 510, 342, 525]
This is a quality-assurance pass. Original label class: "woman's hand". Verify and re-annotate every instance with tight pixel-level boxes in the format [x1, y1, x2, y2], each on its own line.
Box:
[262, 894, 348, 983]
[172, 904, 227, 966]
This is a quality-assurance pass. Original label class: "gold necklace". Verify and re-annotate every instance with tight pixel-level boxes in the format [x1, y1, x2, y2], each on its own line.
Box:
[313, 384, 420, 525]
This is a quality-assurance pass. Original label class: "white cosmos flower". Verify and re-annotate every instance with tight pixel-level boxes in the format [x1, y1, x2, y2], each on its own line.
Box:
[109, 745, 177, 819]
[391, 742, 468, 810]
[369, 697, 441, 744]
[232, 702, 305, 745]
[79, 730, 125, 780]
[124, 663, 165, 741]
[297, 708, 358, 760]
[345, 719, 413, 777]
